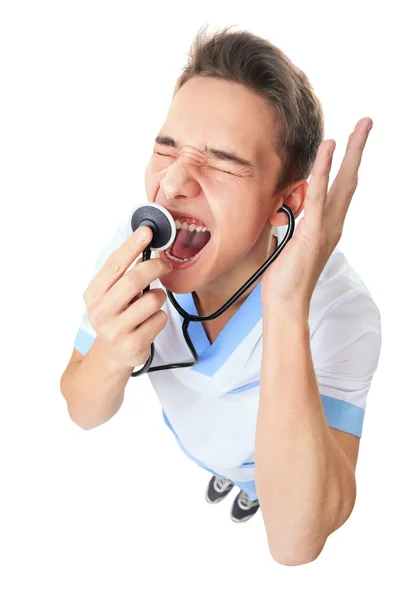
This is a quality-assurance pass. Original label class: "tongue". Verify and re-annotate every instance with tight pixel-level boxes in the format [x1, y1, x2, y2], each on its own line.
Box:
[170, 229, 211, 259]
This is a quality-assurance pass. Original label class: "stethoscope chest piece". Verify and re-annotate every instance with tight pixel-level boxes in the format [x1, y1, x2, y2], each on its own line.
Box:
[130, 203, 176, 252]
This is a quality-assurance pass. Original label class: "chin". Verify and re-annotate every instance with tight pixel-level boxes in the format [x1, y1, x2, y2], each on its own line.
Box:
[155, 244, 215, 293]
[158, 272, 194, 294]
[155, 261, 209, 294]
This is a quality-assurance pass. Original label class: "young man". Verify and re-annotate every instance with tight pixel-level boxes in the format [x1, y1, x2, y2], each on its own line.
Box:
[60, 27, 381, 566]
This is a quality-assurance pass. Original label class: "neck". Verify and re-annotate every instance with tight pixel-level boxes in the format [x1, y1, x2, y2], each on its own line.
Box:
[193, 230, 278, 316]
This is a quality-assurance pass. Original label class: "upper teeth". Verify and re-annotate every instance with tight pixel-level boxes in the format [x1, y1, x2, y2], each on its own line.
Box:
[175, 220, 209, 232]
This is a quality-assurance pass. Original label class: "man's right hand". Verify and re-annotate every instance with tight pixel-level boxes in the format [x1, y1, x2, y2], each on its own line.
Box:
[83, 225, 173, 370]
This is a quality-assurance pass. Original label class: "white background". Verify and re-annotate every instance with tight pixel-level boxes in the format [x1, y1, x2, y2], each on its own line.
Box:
[1, 1, 415, 598]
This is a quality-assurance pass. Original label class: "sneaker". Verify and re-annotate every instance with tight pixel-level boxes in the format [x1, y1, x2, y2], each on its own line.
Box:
[205, 476, 235, 504]
[230, 490, 260, 523]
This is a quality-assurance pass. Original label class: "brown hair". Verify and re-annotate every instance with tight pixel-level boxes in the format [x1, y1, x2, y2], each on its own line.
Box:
[174, 25, 324, 194]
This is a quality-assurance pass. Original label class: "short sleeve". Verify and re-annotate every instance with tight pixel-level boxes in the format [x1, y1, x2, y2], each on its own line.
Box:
[74, 220, 132, 356]
[311, 288, 382, 437]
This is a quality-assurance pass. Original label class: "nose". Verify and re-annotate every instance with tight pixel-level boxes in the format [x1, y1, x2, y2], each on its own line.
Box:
[159, 149, 204, 202]
[160, 145, 206, 200]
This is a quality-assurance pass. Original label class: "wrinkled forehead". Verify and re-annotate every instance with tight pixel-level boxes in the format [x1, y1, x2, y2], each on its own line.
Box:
[162, 76, 277, 165]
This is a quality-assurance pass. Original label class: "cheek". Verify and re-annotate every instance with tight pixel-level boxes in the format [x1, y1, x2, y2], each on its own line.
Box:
[204, 176, 249, 215]
[216, 197, 265, 250]
[215, 187, 258, 227]
[144, 162, 153, 196]
[144, 161, 166, 201]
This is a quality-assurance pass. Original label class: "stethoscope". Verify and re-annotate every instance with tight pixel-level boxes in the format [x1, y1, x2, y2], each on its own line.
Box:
[128, 202, 295, 377]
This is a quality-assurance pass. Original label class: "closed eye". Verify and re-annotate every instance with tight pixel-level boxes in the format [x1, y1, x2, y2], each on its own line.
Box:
[205, 164, 236, 176]
[154, 151, 236, 176]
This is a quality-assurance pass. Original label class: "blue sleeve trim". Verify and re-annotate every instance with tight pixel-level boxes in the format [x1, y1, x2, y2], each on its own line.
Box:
[227, 385, 364, 436]
[74, 329, 95, 356]
[320, 394, 365, 437]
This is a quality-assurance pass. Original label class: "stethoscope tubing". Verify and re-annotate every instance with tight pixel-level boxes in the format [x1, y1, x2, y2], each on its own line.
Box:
[131, 204, 295, 376]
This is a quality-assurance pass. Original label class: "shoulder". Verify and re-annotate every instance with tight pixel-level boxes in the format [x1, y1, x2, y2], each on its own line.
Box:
[309, 247, 382, 374]
[309, 247, 381, 326]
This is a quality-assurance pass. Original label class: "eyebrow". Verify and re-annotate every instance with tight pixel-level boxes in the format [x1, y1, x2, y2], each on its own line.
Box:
[155, 135, 254, 168]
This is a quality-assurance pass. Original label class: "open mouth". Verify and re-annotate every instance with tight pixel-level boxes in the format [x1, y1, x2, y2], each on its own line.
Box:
[165, 217, 211, 263]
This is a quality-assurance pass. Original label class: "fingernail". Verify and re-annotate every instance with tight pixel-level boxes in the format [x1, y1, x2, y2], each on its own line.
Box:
[135, 226, 149, 241]
[367, 121, 373, 133]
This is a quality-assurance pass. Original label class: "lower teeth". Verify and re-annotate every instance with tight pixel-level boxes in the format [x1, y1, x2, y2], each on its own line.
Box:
[166, 247, 198, 263]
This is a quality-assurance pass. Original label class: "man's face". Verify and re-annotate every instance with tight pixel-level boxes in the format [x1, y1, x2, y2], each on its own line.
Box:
[144, 75, 283, 293]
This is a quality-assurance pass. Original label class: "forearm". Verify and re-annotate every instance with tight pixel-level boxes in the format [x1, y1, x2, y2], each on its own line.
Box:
[255, 308, 356, 564]
[60, 339, 133, 430]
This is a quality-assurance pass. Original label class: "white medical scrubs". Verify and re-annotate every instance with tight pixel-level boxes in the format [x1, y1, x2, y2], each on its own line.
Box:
[74, 218, 382, 501]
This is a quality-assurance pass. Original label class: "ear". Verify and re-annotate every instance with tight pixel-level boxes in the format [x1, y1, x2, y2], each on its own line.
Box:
[268, 180, 308, 227]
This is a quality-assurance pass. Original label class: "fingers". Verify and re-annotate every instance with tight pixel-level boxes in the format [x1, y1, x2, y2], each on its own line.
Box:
[94, 258, 173, 322]
[303, 139, 336, 229]
[116, 288, 168, 336]
[84, 224, 172, 315]
[125, 309, 169, 358]
[327, 118, 373, 215]
[84, 226, 153, 306]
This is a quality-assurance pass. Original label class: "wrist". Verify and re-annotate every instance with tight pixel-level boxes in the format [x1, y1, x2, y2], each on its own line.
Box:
[263, 301, 310, 328]
[263, 316, 310, 346]
[93, 338, 133, 378]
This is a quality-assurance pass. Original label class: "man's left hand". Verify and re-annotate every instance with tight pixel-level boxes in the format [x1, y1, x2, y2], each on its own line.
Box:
[261, 117, 373, 317]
